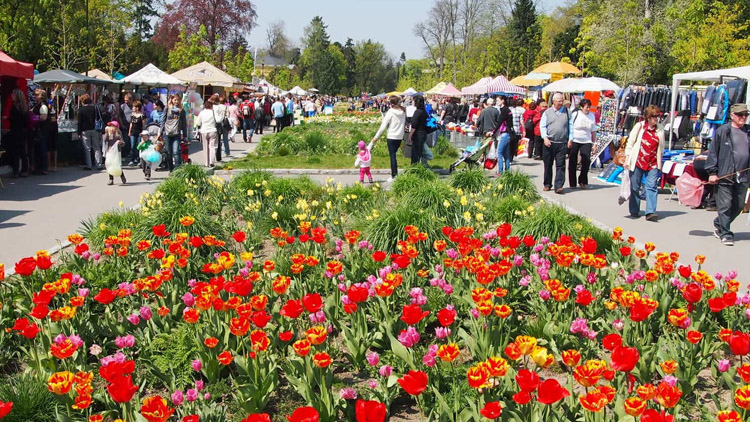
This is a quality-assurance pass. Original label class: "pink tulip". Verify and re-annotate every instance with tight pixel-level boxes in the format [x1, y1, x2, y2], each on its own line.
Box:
[171, 390, 184, 406]
[718, 359, 731, 372]
[339, 388, 357, 400]
[195, 380, 204, 391]
[127, 313, 140, 325]
[366, 352, 379, 366]
[192, 359, 202, 371]
[139, 306, 153, 321]
[182, 292, 195, 307]
[379, 365, 393, 377]
[186, 388, 199, 402]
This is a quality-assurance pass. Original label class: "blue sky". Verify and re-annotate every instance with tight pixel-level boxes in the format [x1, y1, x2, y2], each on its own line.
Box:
[247, 0, 561, 61]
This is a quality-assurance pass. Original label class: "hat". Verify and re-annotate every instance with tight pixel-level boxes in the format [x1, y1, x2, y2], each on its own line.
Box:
[140, 130, 150, 136]
[107, 121, 119, 128]
[731, 103, 749, 114]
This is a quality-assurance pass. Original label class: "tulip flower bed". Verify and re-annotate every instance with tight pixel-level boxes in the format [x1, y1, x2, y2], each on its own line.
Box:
[0, 164, 748, 422]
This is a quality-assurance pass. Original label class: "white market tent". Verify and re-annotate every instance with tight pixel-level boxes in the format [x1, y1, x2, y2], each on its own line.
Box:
[542, 77, 621, 93]
[669, 65, 750, 148]
[288, 86, 308, 96]
[87, 68, 113, 81]
[122, 63, 184, 87]
[171, 61, 243, 89]
[403, 87, 418, 96]
[256, 78, 282, 95]
[461, 77, 492, 95]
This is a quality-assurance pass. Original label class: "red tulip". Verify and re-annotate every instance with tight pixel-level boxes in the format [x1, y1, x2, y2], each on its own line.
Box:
[355, 399, 387, 422]
[371, 251, 387, 262]
[242, 413, 272, 422]
[400, 304, 430, 326]
[437, 308, 456, 327]
[0, 401, 13, 418]
[730, 332, 750, 356]
[681, 283, 702, 304]
[479, 401, 502, 419]
[302, 293, 323, 313]
[677, 265, 692, 278]
[611, 346, 640, 372]
[347, 285, 369, 303]
[13, 257, 37, 276]
[537, 379, 570, 405]
[232, 231, 247, 242]
[397, 370, 429, 396]
[512, 391, 532, 405]
[515, 369, 540, 392]
[496, 223, 512, 238]
[280, 300, 304, 319]
[581, 238, 598, 254]
[107, 375, 139, 403]
[286, 406, 319, 422]
[708, 297, 728, 312]
[602, 333, 622, 351]
[93, 289, 117, 305]
[640, 409, 675, 422]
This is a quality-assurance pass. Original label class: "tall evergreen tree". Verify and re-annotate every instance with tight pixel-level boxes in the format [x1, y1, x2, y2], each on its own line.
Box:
[132, 0, 158, 39]
[508, 0, 541, 75]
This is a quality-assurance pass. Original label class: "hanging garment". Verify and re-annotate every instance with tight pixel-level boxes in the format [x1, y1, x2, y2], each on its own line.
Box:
[701, 85, 716, 115]
[706, 85, 729, 125]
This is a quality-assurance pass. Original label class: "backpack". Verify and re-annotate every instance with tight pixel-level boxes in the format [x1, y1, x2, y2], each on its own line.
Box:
[254, 105, 265, 120]
[241, 102, 252, 116]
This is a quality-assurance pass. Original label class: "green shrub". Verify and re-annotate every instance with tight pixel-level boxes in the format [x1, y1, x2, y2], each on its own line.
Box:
[365, 204, 441, 252]
[0, 373, 59, 422]
[278, 146, 291, 156]
[401, 180, 454, 218]
[304, 131, 329, 153]
[141, 324, 201, 390]
[485, 195, 534, 224]
[79, 208, 142, 249]
[433, 135, 457, 156]
[170, 163, 210, 184]
[450, 168, 489, 193]
[391, 165, 438, 196]
[494, 170, 539, 200]
[266, 176, 324, 203]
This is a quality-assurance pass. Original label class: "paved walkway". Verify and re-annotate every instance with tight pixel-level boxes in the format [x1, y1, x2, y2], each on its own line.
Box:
[512, 157, 750, 280]
[0, 132, 261, 266]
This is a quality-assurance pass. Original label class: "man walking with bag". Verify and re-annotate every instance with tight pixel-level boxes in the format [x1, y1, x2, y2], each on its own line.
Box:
[540, 93, 570, 193]
[706, 103, 750, 246]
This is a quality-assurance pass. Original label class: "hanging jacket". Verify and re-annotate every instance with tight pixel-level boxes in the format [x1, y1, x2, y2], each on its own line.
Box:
[706, 85, 729, 125]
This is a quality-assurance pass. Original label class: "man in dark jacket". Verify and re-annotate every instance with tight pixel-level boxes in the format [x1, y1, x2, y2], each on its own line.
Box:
[477, 98, 500, 137]
[77, 94, 102, 170]
[706, 103, 750, 246]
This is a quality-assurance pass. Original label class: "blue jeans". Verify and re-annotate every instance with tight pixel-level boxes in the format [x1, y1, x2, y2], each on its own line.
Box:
[629, 167, 660, 216]
[166, 135, 181, 170]
[242, 118, 254, 142]
[219, 126, 230, 156]
[129, 135, 138, 162]
[497, 133, 511, 173]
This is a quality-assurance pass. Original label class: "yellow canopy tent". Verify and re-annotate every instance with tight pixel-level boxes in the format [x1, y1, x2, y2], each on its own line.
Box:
[385, 91, 402, 96]
[532, 62, 581, 75]
[424, 82, 447, 95]
[509, 75, 545, 87]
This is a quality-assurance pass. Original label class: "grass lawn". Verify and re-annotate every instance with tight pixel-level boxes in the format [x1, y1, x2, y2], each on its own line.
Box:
[221, 153, 457, 170]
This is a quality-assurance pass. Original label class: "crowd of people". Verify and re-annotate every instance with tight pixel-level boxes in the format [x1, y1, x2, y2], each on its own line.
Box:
[372, 91, 749, 246]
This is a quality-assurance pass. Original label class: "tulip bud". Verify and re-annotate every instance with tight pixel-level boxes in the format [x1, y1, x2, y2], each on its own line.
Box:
[192, 359, 202, 371]
[718, 359, 731, 372]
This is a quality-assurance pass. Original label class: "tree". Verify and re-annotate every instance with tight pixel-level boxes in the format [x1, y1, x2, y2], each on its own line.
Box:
[413, 0, 454, 79]
[154, 0, 257, 54]
[353, 40, 392, 94]
[132, 0, 158, 39]
[299, 17, 341, 93]
[167, 25, 213, 71]
[266, 20, 291, 58]
[224, 47, 255, 82]
[508, 0, 541, 76]
[670, 0, 750, 73]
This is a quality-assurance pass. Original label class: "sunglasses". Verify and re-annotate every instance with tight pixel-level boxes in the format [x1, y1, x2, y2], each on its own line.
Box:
[734, 112, 749, 117]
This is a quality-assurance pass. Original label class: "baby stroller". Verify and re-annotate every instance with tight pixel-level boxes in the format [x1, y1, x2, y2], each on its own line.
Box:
[449, 137, 494, 173]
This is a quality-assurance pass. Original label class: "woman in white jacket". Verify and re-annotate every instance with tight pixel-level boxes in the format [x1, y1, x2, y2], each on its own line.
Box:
[371, 96, 406, 181]
[194, 99, 218, 167]
[567, 98, 598, 189]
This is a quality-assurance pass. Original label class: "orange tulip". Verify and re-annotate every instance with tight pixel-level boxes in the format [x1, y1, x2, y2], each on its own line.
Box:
[579, 391, 608, 412]
[140, 396, 175, 422]
[655, 381, 682, 408]
[660, 360, 678, 375]
[623, 397, 646, 417]
[47, 371, 74, 395]
[436, 343, 460, 363]
[561, 350, 582, 367]
[735, 385, 750, 410]
[718, 410, 742, 422]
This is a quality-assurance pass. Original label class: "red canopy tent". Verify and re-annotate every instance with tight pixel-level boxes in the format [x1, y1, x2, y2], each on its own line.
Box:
[1, 51, 35, 133]
[0, 51, 35, 79]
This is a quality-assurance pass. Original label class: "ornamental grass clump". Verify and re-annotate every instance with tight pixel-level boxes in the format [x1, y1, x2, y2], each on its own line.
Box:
[391, 165, 438, 197]
[495, 170, 539, 201]
[449, 167, 489, 193]
[0, 374, 59, 422]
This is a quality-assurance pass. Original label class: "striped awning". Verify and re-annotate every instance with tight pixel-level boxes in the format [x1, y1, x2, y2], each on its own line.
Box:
[485, 75, 525, 94]
[461, 77, 492, 95]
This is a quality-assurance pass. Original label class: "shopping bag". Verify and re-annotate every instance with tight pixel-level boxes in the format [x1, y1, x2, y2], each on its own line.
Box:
[487, 139, 498, 160]
[618, 170, 630, 205]
[141, 146, 162, 166]
[676, 173, 704, 207]
[105, 145, 122, 177]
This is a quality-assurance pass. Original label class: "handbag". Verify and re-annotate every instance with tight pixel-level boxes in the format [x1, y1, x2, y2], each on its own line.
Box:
[221, 107, 231, 131]
[484, 158, 497, 170]
[270, 118, 277, 127]
[94, 105, 104, 131]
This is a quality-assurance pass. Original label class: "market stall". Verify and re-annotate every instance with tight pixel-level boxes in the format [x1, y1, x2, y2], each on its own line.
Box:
[170, 61, 243, 97]
[484, 75, 525, 95]
[288, 86, 307, 96]
[86, 68, 114, 81]
[532, 62, 581, 82]
[424, 82, 447, 95]
[437, 83, 462, 97]
[669, 65, 750, 149]
[0, 51, 34, 142]
[402, 87, 417, 96]
[461, 77, 492, 95]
